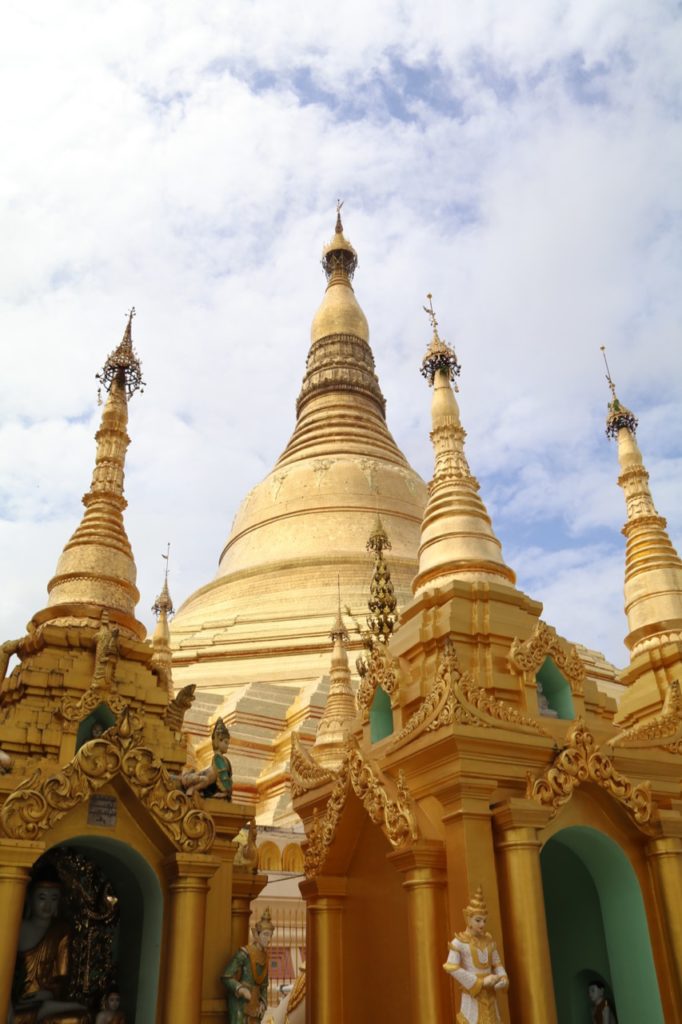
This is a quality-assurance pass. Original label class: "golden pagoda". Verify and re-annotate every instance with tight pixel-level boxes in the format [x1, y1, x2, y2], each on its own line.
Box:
[290, 312, 682, 1024]
[0, 314, 265, 1024]
[171, 208, 427, 819]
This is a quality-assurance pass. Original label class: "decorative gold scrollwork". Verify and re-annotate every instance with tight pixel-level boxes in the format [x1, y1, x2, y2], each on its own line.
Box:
[526, 718, 654, 832]
[290, 732, 335, 797]
[303, 738, 418, 877]
[355, 644, 399, 713]
[610, 680, 682, 753]
[391, 639, 549, 750]
[1, 708, 215, 851]
[510, 620, 585, 696]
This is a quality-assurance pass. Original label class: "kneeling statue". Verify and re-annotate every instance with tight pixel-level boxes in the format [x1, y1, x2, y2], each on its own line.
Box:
[443, 886, 508, 1024]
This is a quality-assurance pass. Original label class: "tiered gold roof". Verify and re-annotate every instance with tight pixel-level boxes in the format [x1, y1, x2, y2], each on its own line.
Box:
[171, 212, 427, 691]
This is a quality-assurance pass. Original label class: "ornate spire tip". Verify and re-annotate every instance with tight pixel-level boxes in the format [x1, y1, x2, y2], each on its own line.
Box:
[420, 293, 461, 388]
[96, 307, 145, 402]
[601, 346, 638, 439]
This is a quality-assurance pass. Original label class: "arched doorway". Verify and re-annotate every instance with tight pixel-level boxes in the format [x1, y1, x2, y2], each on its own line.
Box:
[52, 836, 163, 1023]
[541, 825, 663, 1024]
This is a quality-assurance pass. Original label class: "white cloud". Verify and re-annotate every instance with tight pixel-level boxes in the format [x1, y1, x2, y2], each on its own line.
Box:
[1, 0, 680, 671]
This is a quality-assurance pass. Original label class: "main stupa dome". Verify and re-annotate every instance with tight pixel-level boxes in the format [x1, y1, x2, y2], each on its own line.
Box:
[171, 211, 427, 704]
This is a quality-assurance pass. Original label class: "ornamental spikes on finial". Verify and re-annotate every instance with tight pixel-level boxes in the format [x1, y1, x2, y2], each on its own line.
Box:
[335, 197, 344, 234]
[365, 516, 398, 645]
[601, 345, 638, 439]
[96, 307, 146, 403]
[419, 292, 461, 389]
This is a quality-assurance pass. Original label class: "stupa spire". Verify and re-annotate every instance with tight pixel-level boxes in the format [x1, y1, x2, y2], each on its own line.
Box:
[152, 544, 175, 697]
[34, 310, 146, 639]
[412, 295, 515, 595]
[602, 347, 682, 654]
[277, 204, 400, 464]
[313, 581, 357, 769]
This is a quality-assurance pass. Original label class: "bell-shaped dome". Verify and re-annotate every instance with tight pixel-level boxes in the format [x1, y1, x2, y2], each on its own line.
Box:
[171, 212, 426, 691]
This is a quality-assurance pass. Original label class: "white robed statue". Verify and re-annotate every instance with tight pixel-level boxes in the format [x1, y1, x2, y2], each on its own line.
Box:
[443, 887, 508, 1024]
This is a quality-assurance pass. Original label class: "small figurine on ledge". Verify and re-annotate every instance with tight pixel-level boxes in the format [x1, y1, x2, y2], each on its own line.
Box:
[443, 886, 508, 1024]
[222, 907, 275, 1023]
[95, 988, 126, 1024]
[588, 980, 617, 1023]
[181, 717, 233, 800]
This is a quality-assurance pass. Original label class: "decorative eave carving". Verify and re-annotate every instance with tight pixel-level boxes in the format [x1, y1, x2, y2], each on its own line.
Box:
[290, 732, 335, 797]
[510, 620, 586, 696]
[55, 689, 129, 724]
[526, 718, 654, 833]
[164, 683, 196, 732]
[390, 639, 549, 751]
[610, 680, 682, 753]
[303, 738, 418, 877]
[355, 643, 399, 713]
[1, 708, 215, 852]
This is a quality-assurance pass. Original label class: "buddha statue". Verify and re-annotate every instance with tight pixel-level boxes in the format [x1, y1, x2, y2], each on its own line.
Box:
[180, 717, 233, 799]
[443, 886, 509, 1024]
[222, 907, 275, 1023]
[12, 871, 91, 1024]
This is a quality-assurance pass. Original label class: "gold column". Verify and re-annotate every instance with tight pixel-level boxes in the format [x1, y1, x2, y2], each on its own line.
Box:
[163, 853, 219, 1024]
[493, 800, 557, 1024]
[388, 841, 452, 1024]
[646, 835, 682, 1011]
[0, 839, 45, 1016]
[300, 875, 346, 1024]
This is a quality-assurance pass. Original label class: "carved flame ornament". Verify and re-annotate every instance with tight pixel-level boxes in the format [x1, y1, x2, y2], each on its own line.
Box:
[526, 718, 654, 832]
[355, 643, 399, 712]
[1, 708, 215, 851]
[391, 639, 549, 750]
[510, 620, 585, 696]
[303, 738, 418, 877]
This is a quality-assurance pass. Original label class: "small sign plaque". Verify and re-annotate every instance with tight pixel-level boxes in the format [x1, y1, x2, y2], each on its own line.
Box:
[88, 795, 117, 828]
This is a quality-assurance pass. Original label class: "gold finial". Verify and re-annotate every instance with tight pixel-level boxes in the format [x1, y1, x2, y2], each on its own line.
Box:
[423, 293, 439, 337]
[335, 198, 344, 234]
[420, 293, 461, 389]
[601, 346, 638, 439]
[330, 576, 350, 644]
[152, 543, 174, 619]
[96, 307, 145, 403]
[321, 203, 358, 281]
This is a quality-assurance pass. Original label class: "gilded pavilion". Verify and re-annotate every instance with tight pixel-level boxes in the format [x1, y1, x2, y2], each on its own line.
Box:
[1, 210, 682, 1024]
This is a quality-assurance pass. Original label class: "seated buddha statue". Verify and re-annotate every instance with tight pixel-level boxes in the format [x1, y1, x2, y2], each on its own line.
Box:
[12, 871, 92, 1024]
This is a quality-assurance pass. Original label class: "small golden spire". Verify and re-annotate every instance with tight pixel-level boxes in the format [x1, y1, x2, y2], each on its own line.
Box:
[314, 583, 357, 769]
[335, 197, 344, 234]
[152, 545, 174, 697]
[152, 543, 174, 619]
[603, 350, 682, 661]
[36, 312, 146, 639]
[365, 516, 398, 644]
[413, 298, 515, 594]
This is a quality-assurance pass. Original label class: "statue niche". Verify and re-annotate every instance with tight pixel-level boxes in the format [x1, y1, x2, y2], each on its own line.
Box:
[12, 848, 120, 1023]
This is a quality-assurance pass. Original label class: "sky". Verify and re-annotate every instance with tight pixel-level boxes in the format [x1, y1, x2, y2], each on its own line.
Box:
[1, 0, 681, 669]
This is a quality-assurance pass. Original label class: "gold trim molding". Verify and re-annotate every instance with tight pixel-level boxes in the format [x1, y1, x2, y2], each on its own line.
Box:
[303, 739, 418, 877]
[610, 680, 682, 753]
[510, 620, 585, 696]
[356, 643, 399, 713]
[526, 718, 654, 833]
[290, 732, 335, 797]
[1, 708, 215, 852]
[390, 639, 549, 751]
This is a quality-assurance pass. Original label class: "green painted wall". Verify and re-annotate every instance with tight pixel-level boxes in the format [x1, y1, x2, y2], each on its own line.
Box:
[537, 658, 575, 719]
[370, 685, 393, 742]
[542, 826, 664, 1024]
[64, 836, 163, 1024]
